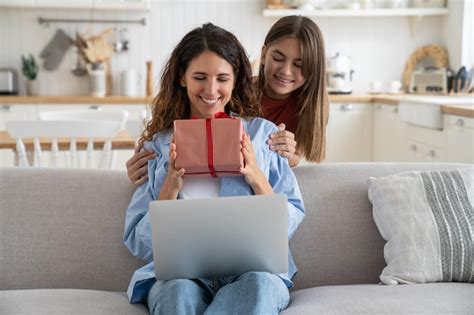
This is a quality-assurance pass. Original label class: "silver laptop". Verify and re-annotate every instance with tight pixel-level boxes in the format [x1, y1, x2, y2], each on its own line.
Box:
[149, 194, 288, 281]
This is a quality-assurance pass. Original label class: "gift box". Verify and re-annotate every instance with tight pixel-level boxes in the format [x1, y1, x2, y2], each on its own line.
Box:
[174, 115, 244, 177]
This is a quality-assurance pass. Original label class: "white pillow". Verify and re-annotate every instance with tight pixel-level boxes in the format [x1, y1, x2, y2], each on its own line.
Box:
[368, 168, 473, 285]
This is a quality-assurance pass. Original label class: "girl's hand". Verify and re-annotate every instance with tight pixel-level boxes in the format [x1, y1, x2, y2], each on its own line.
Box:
[126, 144, 156, 186]
[240, 134, 273, 195]
[267, 123, 297, 158]
[267, 123, 300, 167]
[159, 135, 185, 200]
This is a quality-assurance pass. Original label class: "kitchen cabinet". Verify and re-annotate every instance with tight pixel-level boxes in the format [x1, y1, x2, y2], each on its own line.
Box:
[1, 0, 36, 7]
[0, 104, 37, 167]
[325, 103, 373, 162]
[373, 103, 407, 162]
[403, 124, 446, 162]
[0, 104, 37, 130]
[444, 115, 474, 163]
[1, 0, 150, 10]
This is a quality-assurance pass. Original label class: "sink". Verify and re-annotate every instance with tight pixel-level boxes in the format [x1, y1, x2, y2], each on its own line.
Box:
[399, 96, 474, 130]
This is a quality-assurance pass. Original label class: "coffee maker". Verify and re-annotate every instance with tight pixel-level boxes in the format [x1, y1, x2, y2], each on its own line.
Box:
[327, 53, 354, 94]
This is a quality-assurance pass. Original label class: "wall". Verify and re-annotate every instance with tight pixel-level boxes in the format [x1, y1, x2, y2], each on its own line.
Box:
[0, 0, 448, 96]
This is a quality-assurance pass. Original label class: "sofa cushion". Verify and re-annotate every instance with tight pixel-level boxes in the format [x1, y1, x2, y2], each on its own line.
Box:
[368, 168, 473, 284]
[0, 289, 148, 315]
[290, 163, 468, 290]
[281, 283, 474, 314]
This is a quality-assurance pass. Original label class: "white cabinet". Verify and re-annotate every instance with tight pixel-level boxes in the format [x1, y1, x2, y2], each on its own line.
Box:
[1, 0, 36, 6]
[373, 103, 407, 162]
[0, 104, 37, 130]
[0, 104, 38, 167]
[1, 0, 150, 10]
[402, 124, 446, 162]
[325, 103, 373, 162]
[444, 115, 474, 163]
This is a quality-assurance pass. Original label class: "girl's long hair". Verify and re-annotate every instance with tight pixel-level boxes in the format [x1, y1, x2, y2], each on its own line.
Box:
[140, 23, 261, 144]
[257, 16, 329, 162]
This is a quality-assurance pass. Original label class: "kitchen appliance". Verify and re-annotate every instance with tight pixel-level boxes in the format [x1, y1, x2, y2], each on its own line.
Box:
[409, 67, 447, 94]
[0, 68, 19, 95]
[327, 53, 354, 94]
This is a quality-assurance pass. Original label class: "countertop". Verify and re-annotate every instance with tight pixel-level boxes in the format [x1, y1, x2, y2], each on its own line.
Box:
[1, 94, 472, 118]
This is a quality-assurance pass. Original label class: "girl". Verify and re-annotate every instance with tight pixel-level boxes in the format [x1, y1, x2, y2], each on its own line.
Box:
[123, 23, 305, 315]
[126, 15, 328, 185]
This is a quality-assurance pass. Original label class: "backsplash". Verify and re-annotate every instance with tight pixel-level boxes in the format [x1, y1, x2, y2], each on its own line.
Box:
[0, 0, 447, 96]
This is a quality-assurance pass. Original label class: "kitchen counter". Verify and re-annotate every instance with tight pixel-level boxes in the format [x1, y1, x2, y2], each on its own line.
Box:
[1, 94, 472, 118]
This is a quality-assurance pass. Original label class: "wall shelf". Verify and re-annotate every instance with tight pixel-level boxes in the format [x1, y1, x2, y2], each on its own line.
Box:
[262, 7, 449, 18]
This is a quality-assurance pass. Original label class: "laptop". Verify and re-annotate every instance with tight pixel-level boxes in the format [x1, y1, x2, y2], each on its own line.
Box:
[148, 194, 288, 281]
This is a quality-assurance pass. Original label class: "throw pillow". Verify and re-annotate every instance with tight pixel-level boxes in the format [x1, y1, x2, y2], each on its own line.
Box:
[368, 168, 473, 285]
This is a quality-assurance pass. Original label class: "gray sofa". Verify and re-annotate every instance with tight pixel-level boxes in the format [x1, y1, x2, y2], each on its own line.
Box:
[1, 163, 472, 315]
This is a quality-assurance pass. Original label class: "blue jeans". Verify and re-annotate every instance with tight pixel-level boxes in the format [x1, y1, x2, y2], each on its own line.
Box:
[147, 271, 290, 315]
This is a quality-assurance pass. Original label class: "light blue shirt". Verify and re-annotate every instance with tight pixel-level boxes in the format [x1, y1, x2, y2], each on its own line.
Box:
[123, 117, 305, 303]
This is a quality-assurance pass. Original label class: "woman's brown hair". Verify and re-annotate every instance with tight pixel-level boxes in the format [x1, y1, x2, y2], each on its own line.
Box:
[140, 23, 261, 144]
[257, 16, 329, 162]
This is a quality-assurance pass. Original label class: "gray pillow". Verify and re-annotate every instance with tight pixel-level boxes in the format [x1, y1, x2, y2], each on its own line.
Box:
[368, 168, 473, 285]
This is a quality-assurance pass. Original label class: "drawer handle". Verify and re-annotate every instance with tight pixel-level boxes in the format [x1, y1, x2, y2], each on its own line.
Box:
[340, 104, 353, 111]
[410, 144, 417, 151]
[375, 104, 382, 110]
[89, 105, 101, 110]
[1, 104, 11, 111]
[455, 119, 464, 127]
[392, 107, 399, 114]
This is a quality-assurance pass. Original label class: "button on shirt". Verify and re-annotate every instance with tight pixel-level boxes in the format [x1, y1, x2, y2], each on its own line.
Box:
[123, 117, 305, 303]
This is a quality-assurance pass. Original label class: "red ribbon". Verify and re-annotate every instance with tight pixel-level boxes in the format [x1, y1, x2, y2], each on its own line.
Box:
[191, 112, 230, 177]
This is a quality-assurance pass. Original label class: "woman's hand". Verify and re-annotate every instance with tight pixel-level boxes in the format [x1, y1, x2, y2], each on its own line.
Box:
[159, 135, 185, 200]
[267, 123, 300, 167]
[240, 134, 273, 195]
[126, 144, 156, 186]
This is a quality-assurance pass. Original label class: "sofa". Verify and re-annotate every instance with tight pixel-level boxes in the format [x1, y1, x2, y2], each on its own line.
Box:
[1, 163, 472, 314]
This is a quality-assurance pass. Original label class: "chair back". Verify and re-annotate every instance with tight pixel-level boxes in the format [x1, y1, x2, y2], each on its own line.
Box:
[6, 120, 122, 169]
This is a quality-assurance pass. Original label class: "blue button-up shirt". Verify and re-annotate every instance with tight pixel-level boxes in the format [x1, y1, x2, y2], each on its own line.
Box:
[123, 117, 305, 303]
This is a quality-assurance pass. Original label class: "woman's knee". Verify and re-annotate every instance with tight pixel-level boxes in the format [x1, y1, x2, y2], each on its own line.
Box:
[238, 272, 282, 292]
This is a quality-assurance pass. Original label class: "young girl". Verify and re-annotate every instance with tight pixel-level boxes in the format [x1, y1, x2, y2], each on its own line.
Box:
[126, 15, 328, 185]
[123, 23, 305, 314]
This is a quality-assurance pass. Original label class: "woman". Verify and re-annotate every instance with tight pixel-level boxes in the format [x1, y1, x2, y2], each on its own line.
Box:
[123, 23, 305, 315]
[126, 15, 328, 185]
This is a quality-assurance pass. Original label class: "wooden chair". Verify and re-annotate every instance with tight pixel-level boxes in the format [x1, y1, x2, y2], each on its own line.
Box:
[6, 120, 123, 169]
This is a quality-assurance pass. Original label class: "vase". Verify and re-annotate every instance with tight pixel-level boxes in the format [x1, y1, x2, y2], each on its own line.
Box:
[88, 63, 106, 97]
[25, 80, 39, 96]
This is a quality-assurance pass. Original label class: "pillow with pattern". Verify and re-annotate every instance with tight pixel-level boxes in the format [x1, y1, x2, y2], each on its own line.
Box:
[368, 168, 473, 285]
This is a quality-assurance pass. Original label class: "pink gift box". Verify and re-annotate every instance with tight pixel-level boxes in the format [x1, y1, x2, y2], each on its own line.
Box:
[174, 117, 244, 177]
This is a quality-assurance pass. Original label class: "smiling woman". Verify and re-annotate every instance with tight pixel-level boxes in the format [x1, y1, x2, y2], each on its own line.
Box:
[180, 51, 234, 119]
[122, 22, 305, 315]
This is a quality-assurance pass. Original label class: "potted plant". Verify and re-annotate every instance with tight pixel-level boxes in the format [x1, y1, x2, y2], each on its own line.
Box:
[21, 54, 39, 96]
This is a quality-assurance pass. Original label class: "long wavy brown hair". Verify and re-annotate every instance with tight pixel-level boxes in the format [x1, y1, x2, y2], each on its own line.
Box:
[140, 23, 261, 144]
[257, 16, 329, 162]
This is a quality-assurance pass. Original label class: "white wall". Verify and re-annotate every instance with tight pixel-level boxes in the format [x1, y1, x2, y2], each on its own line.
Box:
[0, 0, 451, 96]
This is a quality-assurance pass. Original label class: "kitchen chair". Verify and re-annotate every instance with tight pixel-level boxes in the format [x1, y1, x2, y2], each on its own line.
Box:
[6, 120, 123, 169]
